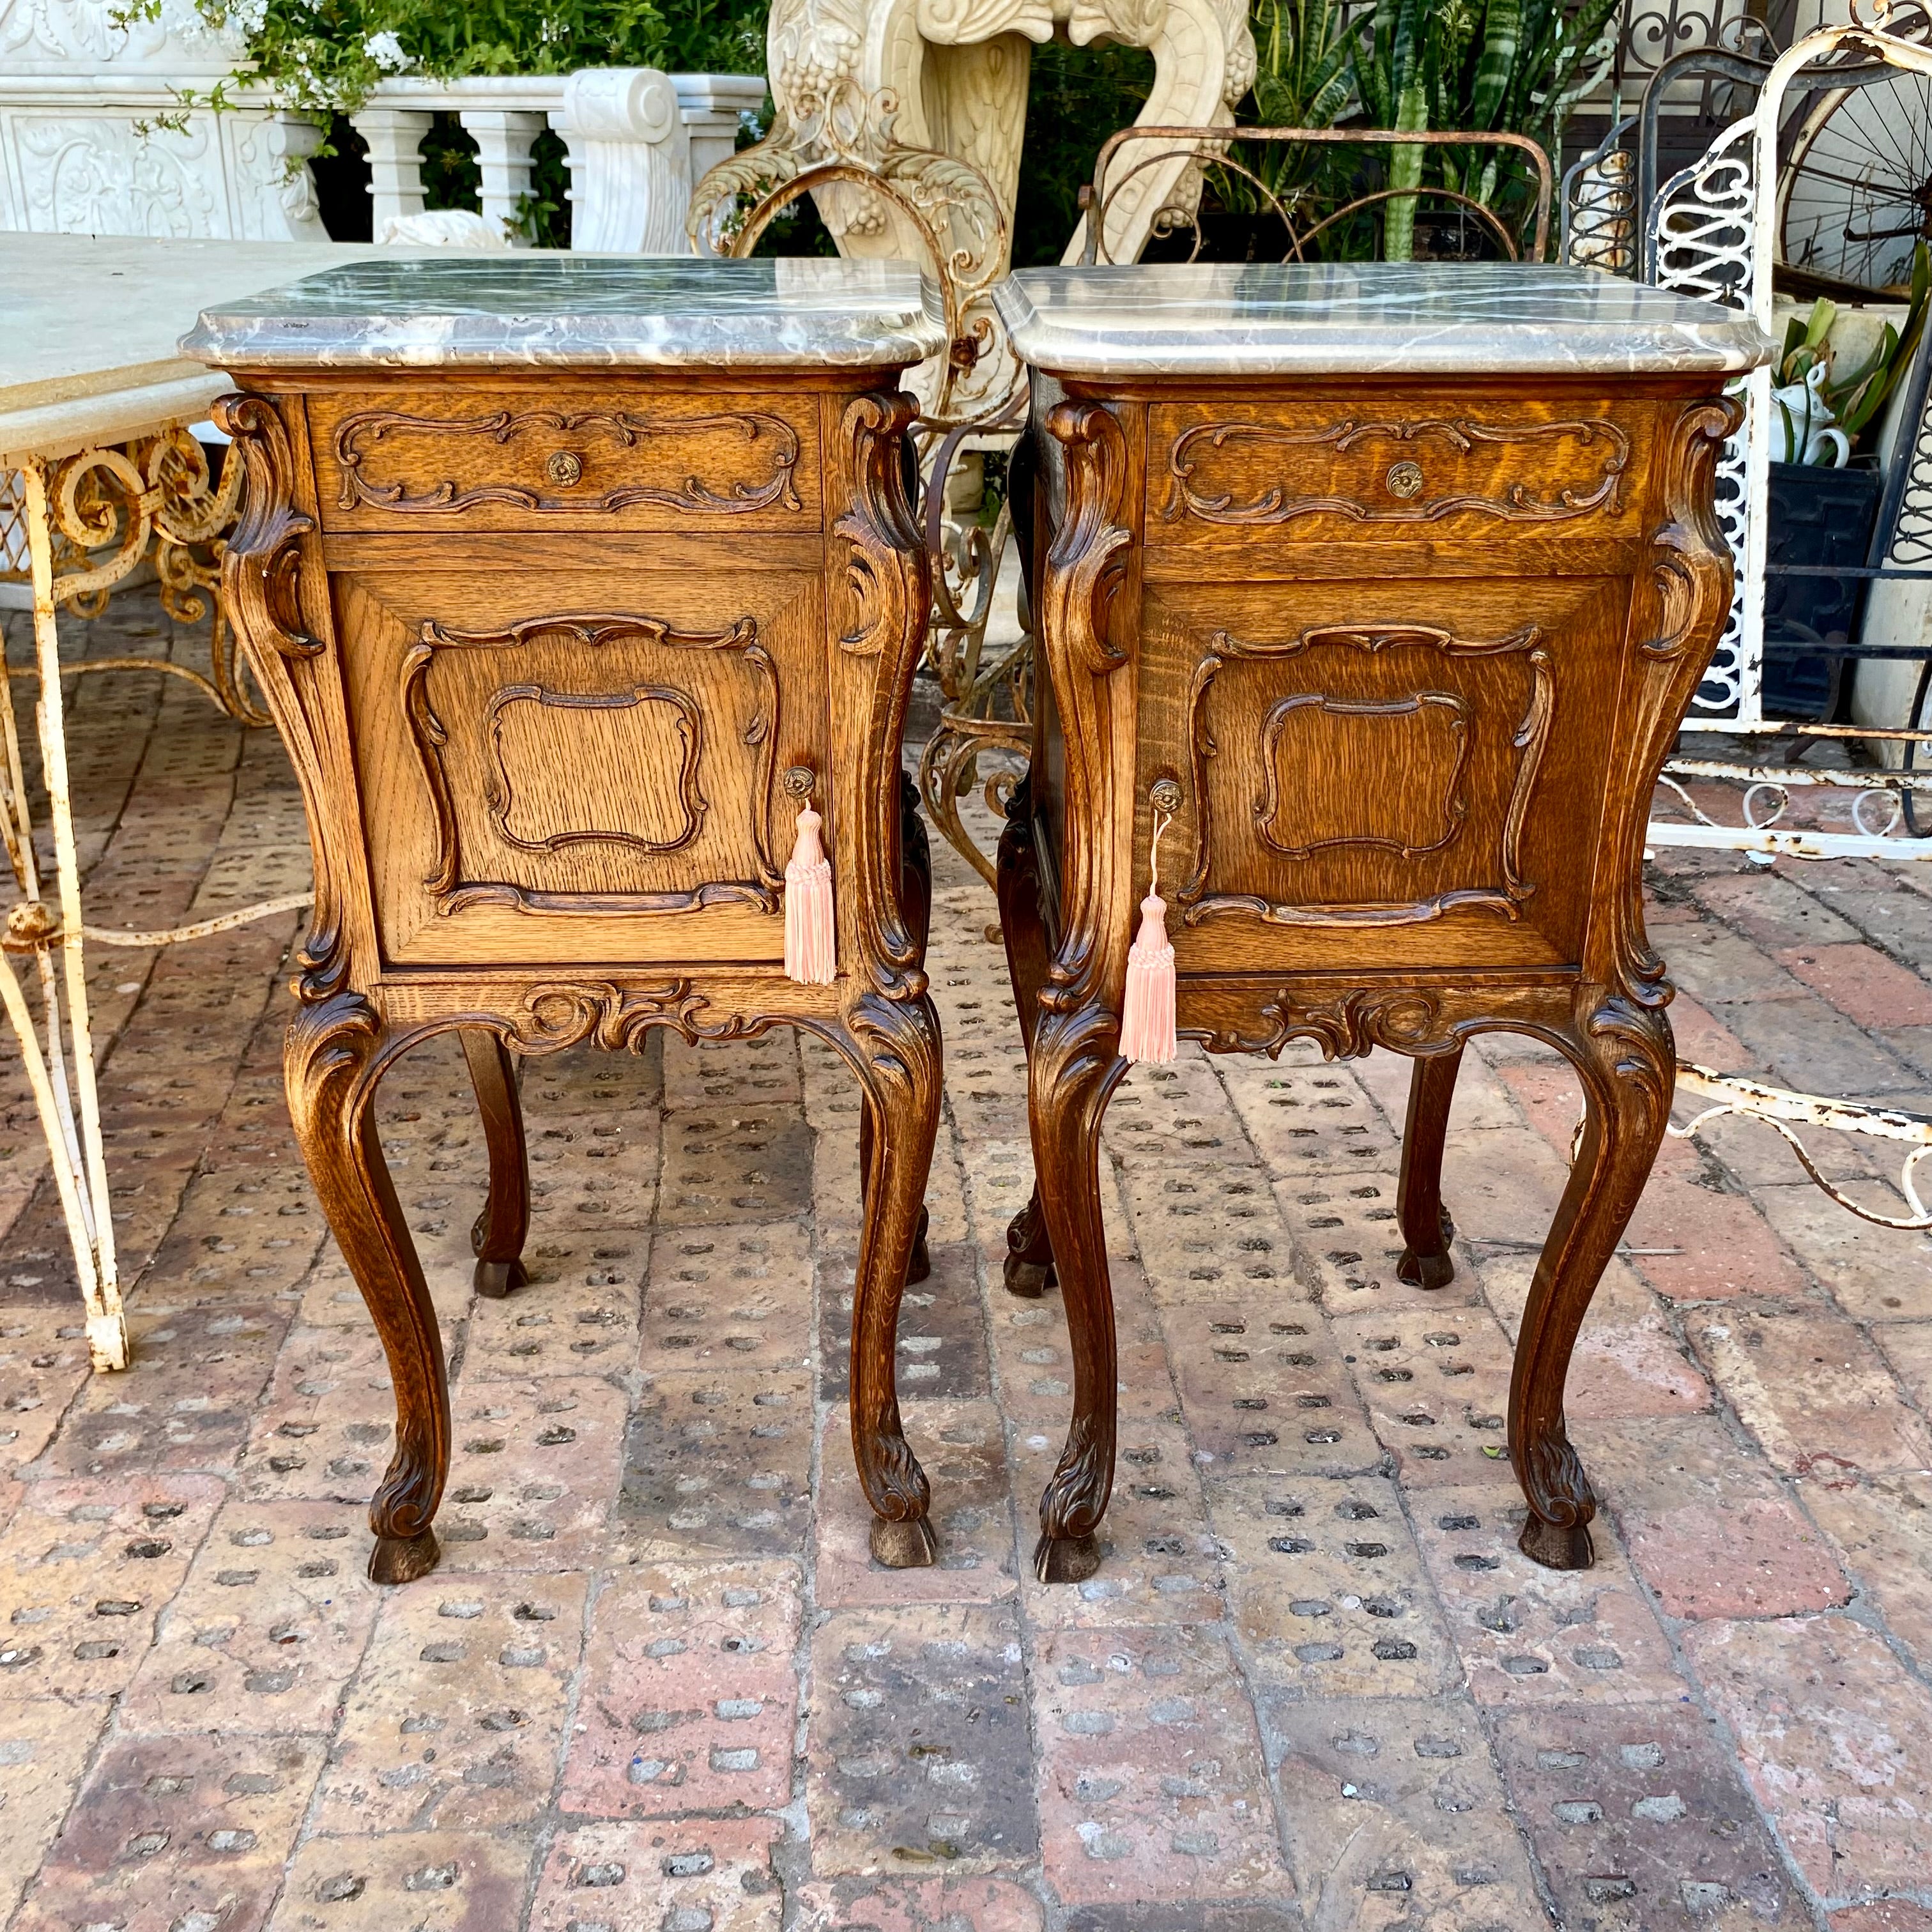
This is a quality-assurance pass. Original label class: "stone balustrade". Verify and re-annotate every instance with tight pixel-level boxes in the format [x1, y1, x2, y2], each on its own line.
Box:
[0, 0, 762, 250]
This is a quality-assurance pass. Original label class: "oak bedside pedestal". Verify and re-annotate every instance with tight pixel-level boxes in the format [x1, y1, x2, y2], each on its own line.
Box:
[989, 262, 1772, 1584]
[185, 257, 949, 1584]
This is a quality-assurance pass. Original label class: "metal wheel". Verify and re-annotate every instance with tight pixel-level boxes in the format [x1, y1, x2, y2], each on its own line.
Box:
[1778, 61, 1932, 293]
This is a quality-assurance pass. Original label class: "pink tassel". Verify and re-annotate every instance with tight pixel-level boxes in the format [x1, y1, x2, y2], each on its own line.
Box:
[783, 802, 836, 985]
[1119, 801, 1177, 1064]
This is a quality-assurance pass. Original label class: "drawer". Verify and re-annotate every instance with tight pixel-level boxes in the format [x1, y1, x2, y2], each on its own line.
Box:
[334, 566, 827, 969]
[1131, 572, 1633, 976]
[309, 388, 820, 533]
[1147, 397, 1647, 543]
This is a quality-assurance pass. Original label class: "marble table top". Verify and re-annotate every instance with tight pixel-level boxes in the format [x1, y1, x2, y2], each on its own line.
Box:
[181, 256, 949, 372]
[0, 233, 450, 463]
[994, 262, 1775, 378]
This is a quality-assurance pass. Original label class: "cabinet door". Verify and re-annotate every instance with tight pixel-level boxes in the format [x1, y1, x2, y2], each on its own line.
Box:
[1134, 573, 1632, 978]
[335, 566, 827, 969]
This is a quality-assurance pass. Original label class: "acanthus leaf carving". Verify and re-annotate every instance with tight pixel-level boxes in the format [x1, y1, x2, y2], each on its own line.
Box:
[837, 390, 933, 1002]
[1036, 399, 1133, 1025]
[213, 390, 346, 1002]
[505, 979, 770, 1054]
[1185, 986, 1446, 1061]
[1607, 395, 1740, 1009]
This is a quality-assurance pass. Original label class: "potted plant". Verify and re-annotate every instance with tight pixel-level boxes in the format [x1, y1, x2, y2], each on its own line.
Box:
[1763, 243, 1930, 719]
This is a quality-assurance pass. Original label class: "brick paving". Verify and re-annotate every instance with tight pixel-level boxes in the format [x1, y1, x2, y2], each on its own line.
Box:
[4, 585, 1932, 1928]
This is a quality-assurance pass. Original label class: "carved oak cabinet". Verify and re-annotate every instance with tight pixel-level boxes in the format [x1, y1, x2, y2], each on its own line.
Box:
[185, 257, 948, 1584]
[990, 263, 1770, 1583]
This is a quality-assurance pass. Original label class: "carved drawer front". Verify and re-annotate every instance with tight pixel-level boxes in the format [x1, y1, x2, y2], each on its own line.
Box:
[309, 389, 819, 533]
[1136, 573, 1634, 976]
[334, 567, 827, 968]
[1147, 397, 1644, 541]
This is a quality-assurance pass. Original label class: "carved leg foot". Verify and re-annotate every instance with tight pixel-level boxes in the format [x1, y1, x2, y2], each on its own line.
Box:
[1508, 989, 1673, 1573]
[1029, 1013, 1127, 1579]
[287, 995, 450, 1585]
[1004, 1187, 1057, 1298]
[461, 1029, 528, 1301]
[1033, 1531, 1102, 1584]
[845, 995, 944, 1565]
[871, 1514, 939, 1568]
[1519, 1509, 1595, 1570]
[371, 1528, 441, 1585]
[1397, 1048, 1460, 1291]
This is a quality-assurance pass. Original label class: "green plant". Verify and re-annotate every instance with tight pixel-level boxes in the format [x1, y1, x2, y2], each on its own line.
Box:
[1011, 38, 1155, 270]
[1348, 0, 1620, 258]
[113, 0, 764, 159]
[1778, 242, 1932, 452]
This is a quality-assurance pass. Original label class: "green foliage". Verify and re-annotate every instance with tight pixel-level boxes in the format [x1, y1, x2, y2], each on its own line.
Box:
[114, 0, 764, 132]
[1243, 0, 1617, 259]
[1780, 243, 1932, 450]
[1011, 38, 1155, 270]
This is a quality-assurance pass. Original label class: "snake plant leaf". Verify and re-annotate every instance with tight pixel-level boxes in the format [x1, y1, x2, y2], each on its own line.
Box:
[1471, 0, 1521, 129]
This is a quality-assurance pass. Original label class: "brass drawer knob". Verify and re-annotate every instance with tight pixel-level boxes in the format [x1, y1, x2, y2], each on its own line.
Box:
[546, 450, 583, 486]
[1385, 460, 1424, 500]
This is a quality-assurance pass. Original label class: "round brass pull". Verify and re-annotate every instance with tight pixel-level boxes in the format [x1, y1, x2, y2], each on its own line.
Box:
[1385, 460, 1425, 500]
[546, 450, 584, 486]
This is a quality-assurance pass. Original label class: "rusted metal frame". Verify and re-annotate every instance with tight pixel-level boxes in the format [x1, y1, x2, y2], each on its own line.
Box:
[1082, 125, 1556, 266]
[1673, 1062, 1932, 1229]
[0, 433, 308, 1371]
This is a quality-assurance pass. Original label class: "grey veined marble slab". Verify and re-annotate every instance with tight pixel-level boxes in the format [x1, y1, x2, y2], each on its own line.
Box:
[994, 263, 1774, 378]
[181, 255, 947, 371]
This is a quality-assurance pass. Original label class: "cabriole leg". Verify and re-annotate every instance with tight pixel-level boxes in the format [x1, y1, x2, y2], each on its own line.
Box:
[287, 995, 448, 1584]
[461, 1029, 529, 1299]
[844, 995, 945, 1568]
[995, 775, 1057, 1299]
[1509, 991, 1673, 1570]
[1397, 1046, 1462, 1291]
[1027, 1001, 1126, 1584]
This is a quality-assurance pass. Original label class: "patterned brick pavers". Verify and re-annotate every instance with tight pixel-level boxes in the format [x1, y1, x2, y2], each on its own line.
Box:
[7, 590, 1932, 1924]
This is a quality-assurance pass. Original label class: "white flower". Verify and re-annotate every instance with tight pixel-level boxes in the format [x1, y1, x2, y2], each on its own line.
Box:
[364, 30, 411, 71]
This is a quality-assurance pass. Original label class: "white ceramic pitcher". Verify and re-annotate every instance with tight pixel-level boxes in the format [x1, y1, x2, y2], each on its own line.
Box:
[1769, 362, 1852, 466]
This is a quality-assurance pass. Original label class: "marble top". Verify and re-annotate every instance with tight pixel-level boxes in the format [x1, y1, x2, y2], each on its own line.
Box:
[181, 256, 948, 371]
[994, 263, 1774, 378]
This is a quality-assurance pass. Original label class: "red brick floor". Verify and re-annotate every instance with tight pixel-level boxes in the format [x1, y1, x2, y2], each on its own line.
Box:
[5, 589, 1932, 1927]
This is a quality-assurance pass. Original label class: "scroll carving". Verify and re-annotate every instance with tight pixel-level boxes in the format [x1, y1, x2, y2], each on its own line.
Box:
[836, 390, 933, 1006]
[1186, 986, 1446, 1061]
[1180, 622, 1553, 928]
[214, 391, 348, 1000]
[507, 979, 770, 1053]
[1162, 417, 1630, 526]
[1603, 395, 1739, 1011]
[399, 611, 782, 918]
[333, 407, 803, 516]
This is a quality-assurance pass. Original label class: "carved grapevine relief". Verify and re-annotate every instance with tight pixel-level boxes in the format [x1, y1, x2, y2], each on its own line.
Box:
[1180, 622, 1554, 928]
[1161, 416, 1631, 526]
[334, 407, 804, 516]
[400, 611, 784, 918]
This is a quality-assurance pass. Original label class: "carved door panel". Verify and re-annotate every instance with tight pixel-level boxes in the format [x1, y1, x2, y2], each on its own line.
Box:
[1134, 574, 1632, 977]
[334, 568, 827, 968]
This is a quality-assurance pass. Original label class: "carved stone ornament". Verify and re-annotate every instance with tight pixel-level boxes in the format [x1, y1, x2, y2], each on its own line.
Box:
[688, 0, 1255, 413]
